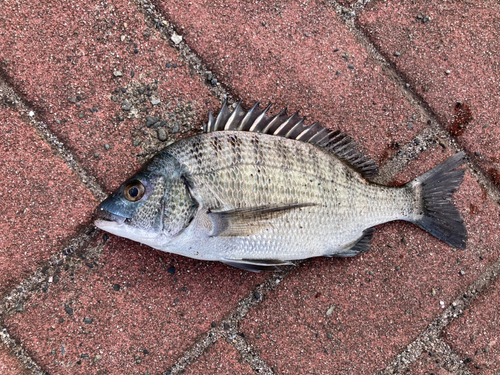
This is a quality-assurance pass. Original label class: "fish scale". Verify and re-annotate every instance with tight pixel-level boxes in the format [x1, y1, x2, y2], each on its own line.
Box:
[95, 102, 467, 272]
[165, 131, 413, 261]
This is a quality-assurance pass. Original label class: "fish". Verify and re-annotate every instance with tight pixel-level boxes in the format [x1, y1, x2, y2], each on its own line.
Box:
[95, 101, 467, 272]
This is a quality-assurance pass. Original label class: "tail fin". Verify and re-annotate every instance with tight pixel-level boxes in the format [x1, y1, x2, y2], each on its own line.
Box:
[409, 152, 467, 249]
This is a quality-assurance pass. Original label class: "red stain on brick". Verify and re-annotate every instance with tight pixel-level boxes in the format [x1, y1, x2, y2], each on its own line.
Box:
[379, 140, 401, 167]
[488, 168, 500, 187]
[469, 204, 479, 215]
[481, 187, 488, 201]
[359, 1, 500, 179]
[449, 102, 473, 137]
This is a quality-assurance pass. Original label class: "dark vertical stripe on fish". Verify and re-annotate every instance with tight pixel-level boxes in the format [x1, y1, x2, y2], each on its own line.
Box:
[191, 138, 204, 168]
[211, 135, 221, 160]
[228, 134, 243, 165]
[251, 133, 263, 167]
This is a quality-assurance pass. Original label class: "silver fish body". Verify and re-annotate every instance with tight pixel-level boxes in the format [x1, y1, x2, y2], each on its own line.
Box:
[95, 102, 467, 271]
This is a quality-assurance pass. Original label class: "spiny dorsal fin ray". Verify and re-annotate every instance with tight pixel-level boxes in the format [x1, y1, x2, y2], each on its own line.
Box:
[203, 101, 379, 179]
[273, 112, 303, 136]
[224, 101, 246, 130]
[214, 100, 232, 131]
[249, 103, 273, 132]
[239, 102, 263, 131]
[262, 107, 288, 134]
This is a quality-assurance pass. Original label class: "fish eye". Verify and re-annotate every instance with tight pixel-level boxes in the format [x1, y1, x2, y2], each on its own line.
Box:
[124, 180, 145, 202]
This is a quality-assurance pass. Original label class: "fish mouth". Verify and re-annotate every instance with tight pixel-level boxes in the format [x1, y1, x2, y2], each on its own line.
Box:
[94, 207, 127, 228]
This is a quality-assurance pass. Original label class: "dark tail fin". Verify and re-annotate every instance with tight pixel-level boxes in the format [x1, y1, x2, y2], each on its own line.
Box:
[409, 152, 467, 249]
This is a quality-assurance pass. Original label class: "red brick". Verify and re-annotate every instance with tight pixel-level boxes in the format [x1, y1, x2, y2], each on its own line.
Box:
[4, 236, 265, 375]
[156, 0, 425, 164]
[0, 0, 217, 192]
[0, 344, 27, 375]
[0, 107, 96, 295]
[358, 0, 500, 185]
[443, 277, 500, 374]
[184, 340, 253, 375]
[240, 148, 500, 374]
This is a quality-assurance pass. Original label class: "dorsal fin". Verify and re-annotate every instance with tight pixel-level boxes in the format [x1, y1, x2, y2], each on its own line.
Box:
[204, 101, 379, 179]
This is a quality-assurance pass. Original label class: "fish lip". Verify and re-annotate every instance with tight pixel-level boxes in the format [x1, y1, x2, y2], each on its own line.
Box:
[94, 207, 127, 225]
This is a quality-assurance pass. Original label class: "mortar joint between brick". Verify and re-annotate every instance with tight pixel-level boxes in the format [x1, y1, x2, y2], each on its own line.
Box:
[227, 334, 274, 375]
[162, 270, 288, 374]
[0, 324, 47, 375]
[132, 0, 236, 107]
[327, 0, 500, 203]
[1, 227, 103, 318]
[384, 256, 500, 373]
[0, 78, 107, 202]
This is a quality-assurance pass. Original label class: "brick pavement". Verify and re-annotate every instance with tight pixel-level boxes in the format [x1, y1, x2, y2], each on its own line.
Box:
[1, 0, 499, 374]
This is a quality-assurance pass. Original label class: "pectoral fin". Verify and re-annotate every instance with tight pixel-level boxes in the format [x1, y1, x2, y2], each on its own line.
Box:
[208, 203, 316, 237]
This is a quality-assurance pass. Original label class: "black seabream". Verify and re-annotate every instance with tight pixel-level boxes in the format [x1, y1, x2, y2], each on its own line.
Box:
[95, 102, 467, 271]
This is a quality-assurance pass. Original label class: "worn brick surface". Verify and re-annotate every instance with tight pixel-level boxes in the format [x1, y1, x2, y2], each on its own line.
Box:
[4, 236, 265, 375]
[184, 340, 254, 375]
[335, 0, 358, 6]
[0, 343, 27, 375]
[443, 277, 500, 374]
[2, 0, 500, 374]
[407, 352, 454, 375]
[240, 148, 500, 374]
[0, 106, 96, 296]
[0, 0, 217, 192]
[358, 0, 500, 186]
[156, 0, 426, 164]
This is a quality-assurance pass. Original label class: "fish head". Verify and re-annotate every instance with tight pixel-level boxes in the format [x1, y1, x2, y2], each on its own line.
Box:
[94, 166, 170, 248]
[95, 153, 198, 249]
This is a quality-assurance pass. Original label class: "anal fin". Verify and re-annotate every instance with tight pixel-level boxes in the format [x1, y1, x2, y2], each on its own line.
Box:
[331, 228, 375, 257]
